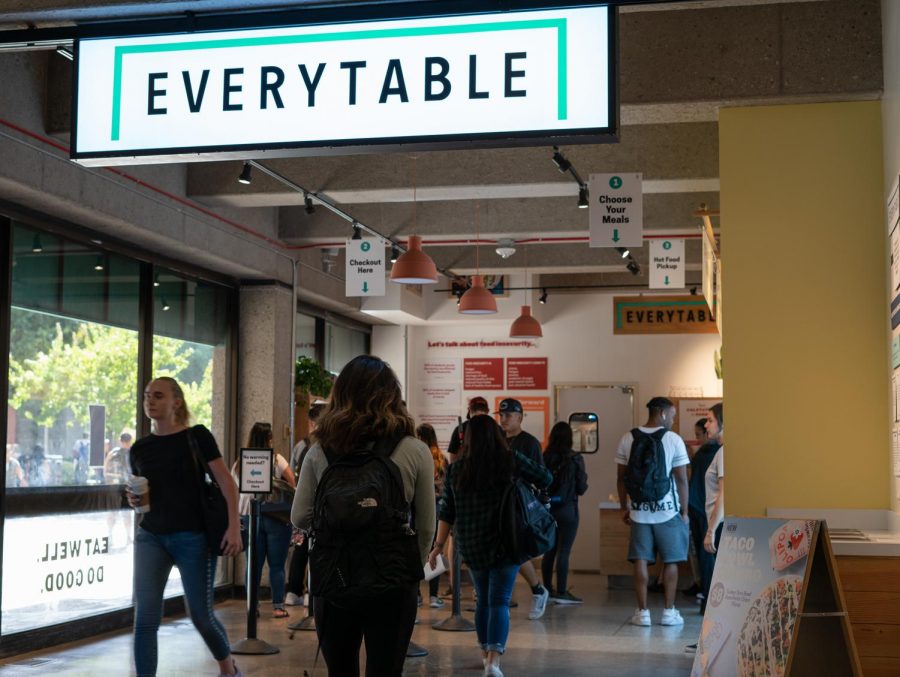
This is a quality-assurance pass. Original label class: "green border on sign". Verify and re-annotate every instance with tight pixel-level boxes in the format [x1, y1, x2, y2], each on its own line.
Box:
[110, 18, 568, 141]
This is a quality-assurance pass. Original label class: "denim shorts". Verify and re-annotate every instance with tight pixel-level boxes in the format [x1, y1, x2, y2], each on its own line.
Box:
[628, 515, 689, 564]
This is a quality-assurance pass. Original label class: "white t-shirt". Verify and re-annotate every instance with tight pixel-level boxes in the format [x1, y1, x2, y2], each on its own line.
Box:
[705, 446, 724, 526]
[235, 453, 291, 515]
[615, 426, 690, 524]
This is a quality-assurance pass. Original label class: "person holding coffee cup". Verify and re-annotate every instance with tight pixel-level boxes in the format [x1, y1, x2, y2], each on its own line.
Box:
[128, 376, 243, 677]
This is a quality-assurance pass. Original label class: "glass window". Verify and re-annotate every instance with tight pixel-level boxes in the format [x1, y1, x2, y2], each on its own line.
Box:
[296, 312, 317, 361]
[325, 322, 367, 374]
[4, 223, 140, 633]
[568, 412, 599, 453]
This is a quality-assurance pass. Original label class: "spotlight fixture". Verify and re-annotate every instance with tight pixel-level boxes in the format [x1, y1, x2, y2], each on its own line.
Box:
[237, 162, 253, 185]
[495, 238, 517, 259]
[626, 260, 641, 276]
[304, 193, 315, 214]
[153, 273, 160, 287]
[161, 297, 171, 312]
[390, 244, 401, 264]
[455, 290, 463, 306]
[690, 286, 698, 296]
[615, 246, 630, 259]
[539, 289, 548, 305]
[94, 254, 104, 271]
[551, 147, 572, 173]
[578, 185, 589, 209]
[351, 224, 362, 240]
[31, 234, 43, 253]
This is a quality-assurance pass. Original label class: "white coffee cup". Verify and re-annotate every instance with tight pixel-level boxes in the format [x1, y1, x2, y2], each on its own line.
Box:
[128, 476, 151, 514]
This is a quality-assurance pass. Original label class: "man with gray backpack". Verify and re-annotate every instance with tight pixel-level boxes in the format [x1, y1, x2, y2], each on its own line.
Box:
[615, 397, 690, 627]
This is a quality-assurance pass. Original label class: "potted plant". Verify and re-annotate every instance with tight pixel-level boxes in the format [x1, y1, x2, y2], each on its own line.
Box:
[295, 356, 333, 407]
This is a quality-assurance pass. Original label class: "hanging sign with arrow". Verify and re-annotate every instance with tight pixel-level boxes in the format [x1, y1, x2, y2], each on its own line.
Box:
[588, 172, 643, 248]
[649, 238, 685, 289]
[346, 238, 386, 297]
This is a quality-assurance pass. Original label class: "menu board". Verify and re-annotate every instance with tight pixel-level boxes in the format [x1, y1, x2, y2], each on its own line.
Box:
[692, 517, 859, 677]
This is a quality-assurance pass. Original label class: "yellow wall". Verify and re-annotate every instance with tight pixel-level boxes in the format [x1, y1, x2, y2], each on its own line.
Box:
[720, 101, 890, 515]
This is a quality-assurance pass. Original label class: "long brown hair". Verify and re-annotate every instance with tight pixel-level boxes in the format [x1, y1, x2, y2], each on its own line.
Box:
[315, 355, 413, 454]
[454, 415, 513, 493]
[416, 423, 445, 480]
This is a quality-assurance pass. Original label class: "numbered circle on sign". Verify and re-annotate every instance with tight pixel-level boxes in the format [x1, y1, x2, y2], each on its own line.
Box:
[609, 175, 623, 189]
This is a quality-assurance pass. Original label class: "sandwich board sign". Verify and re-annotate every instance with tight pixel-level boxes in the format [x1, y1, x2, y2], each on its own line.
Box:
[692, 517, 860, 677]
[346, 238, 385, 297]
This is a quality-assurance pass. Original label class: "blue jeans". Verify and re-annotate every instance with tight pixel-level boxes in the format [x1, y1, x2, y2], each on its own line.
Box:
[133, 528, 231, 677]
[542, 501, 579, 593]
[469, 563, 520, 654]
[243, 514, 293, 606]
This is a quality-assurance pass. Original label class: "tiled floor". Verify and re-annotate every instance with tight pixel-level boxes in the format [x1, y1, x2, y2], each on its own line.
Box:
[0, 574, 700, 676]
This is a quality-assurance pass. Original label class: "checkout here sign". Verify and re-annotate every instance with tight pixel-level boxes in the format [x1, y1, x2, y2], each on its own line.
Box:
[72, 6, 614, 164]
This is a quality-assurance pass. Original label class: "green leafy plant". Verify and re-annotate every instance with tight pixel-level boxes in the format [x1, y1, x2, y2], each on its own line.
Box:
[295, 356, 333, 398]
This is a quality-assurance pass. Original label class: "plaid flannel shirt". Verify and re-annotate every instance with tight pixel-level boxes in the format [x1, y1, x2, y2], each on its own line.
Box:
[438, 451, 552, 571]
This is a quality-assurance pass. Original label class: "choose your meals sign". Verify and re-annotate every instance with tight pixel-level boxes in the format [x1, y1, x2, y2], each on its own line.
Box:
[72, 5, 615, 165]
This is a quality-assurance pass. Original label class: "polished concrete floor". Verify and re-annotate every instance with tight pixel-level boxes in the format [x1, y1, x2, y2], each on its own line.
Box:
[0, 574, 699, 676]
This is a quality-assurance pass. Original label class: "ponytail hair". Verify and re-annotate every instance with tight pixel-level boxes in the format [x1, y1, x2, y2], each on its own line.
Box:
[154, 376, 192, 426]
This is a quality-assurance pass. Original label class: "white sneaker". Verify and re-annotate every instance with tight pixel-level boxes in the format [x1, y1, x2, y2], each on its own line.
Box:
[429, 595, 445, 608]
[484, 664, 503, 677]
[660, 607, 685, 626]
[630, 608, 651, 626]
[284, 592, 303, 606]
[528, 586, 549, 620]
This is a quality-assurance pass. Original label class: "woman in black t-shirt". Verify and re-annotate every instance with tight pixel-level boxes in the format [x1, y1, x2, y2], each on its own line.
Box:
[128, 377, 242, 677]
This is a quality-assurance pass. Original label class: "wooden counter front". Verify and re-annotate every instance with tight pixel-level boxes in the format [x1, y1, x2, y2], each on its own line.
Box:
[599, 507, 634, 577]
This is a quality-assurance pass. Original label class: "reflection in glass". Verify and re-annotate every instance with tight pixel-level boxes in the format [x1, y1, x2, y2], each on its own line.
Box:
[568, 412, 599, 454]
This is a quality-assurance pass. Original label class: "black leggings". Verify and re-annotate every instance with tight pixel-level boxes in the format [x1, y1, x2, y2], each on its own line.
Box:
[314, 585, 417, 677]
[541, 501, 579, 593]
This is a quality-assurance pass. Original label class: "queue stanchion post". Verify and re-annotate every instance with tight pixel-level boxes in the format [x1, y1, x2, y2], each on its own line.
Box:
[288, 564, 316, 634]
[232, 498, 280, 654]
[432, 536, 475, 632]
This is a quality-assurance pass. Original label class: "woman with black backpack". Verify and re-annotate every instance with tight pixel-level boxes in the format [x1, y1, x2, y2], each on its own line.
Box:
[541, 421, 588, 605]
[291, 355, 435, 677]
[428, 414, 551, 677]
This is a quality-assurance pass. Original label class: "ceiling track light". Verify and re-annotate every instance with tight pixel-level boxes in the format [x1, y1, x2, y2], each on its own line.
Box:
[615, 246, 630, 259]
[304, 193, 315, 214]
[153, 272, 160, 287]
[626, 259, 641, 276]
[551, 147, 572, 173]
[237, 162, 253, 185]
[31, 234, 43, 253]
[539, 289, 548, 305]
[351, 224, 362, 240]
[161, 297, 171, 312]
[578, 185, 590, 209]
[390, 244, 401, 263]
[93, 254, 105, 271]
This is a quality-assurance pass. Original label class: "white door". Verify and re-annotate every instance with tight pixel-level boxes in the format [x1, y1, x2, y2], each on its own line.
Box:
[555, 384, 637, 572]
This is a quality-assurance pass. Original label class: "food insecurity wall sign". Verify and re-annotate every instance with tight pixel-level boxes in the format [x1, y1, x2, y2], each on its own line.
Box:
[72, 5, 614, 165]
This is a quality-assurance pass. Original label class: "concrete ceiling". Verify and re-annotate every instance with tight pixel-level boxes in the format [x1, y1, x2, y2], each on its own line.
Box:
[0, 0, 884, 297]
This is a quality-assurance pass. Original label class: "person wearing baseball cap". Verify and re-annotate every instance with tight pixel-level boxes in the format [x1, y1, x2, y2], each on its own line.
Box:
[496, 397, 551, 620]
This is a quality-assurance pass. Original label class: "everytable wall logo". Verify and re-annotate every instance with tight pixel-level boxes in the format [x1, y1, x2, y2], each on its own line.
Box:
[73, 6, 611, 162]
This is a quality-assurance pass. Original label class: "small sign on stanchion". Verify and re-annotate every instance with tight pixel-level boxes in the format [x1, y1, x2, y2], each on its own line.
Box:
[232, 447, 279, 656]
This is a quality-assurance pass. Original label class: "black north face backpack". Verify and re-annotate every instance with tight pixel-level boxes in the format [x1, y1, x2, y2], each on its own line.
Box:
[623, 428, 671, 504]
[309, 437, 423, 601]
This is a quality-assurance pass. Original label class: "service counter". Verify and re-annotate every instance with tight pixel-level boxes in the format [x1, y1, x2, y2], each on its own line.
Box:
[597, 503, 692, 581]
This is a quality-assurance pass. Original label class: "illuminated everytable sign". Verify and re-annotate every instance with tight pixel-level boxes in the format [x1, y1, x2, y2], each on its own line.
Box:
[72, 5, 613, 164]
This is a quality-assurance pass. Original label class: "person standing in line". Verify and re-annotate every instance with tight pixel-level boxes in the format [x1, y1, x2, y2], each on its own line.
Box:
[104, 431, 133, 484]
[232, 422, 296, 618]
[616, 396, 690, 628]
[285, 401, 326, 608]
[701, 405, 725, 595]
[128, 376, 243, 677]
[542, 421, 588, 604]
[416, 422, 447, 609]
[687, 414, 722, 610]
[429, 415, 552, 677]
[291, 355, 434, 677]
[496, 398, 551, 620]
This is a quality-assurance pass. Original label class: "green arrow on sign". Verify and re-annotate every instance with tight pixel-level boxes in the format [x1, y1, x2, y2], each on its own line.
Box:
[665, 275, 670, 285]
[612, 229, 620, 242]
[362, 281, 369, 293]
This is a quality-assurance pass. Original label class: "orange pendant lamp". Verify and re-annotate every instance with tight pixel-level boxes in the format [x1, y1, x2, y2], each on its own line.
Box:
[390, 235, 438, 284]
[459, 274, 498, 314]
[509, 304, 542, 338]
